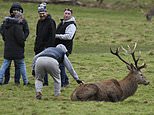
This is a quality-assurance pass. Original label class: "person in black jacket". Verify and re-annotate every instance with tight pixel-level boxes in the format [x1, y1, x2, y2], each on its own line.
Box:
[55, 8, 77, 88]
[34, 3, 56, 86]
[0, 2, 29, 85]
[0, 12, 29, 85]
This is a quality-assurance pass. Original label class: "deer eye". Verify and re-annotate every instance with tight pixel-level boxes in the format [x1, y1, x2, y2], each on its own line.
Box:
[140, 73, 143, 76]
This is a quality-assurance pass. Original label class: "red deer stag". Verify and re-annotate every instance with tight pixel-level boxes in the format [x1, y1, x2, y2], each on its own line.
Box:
[71, 43, 149, 102]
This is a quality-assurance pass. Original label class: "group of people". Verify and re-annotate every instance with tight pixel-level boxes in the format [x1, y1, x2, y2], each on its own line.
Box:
[0, 2, 84, 99]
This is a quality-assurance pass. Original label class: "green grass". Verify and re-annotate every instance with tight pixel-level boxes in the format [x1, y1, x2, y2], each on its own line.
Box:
[0, 1, 154, 115]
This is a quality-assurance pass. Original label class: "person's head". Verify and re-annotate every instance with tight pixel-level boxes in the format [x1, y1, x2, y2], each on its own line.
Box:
[56, 44, 68, 53]
[38, 2, 48, 20]
[10, 2, 23, 17]
[63, 8, 73, 21]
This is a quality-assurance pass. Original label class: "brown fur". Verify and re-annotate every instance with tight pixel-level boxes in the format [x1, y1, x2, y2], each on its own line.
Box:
[71, 70, 149, 102]
[71, 79, 123, 102]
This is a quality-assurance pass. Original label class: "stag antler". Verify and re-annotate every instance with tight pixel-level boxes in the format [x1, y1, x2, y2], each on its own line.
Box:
[121, 42, 146, 70]
[110, 47, 130, 66]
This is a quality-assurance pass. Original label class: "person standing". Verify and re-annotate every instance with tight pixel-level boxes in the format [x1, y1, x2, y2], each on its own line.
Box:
[0, 11, 29, 85]
[34, 3, 56, 86]
[0, 2, 29, 85]
[55, 8, 77, 87]
[32, 44, 83, 99]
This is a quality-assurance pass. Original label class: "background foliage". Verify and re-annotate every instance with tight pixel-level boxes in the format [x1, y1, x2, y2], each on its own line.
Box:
[0, 1, 154, 115]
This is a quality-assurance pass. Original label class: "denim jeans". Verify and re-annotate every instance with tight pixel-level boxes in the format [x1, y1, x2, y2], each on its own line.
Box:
[4, 61, 20, 84]
[60, 63, 69, 87]
[0, 59, 28, 84]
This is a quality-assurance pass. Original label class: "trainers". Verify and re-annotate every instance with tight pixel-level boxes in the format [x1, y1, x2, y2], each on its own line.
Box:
[36, 92, 42, 100]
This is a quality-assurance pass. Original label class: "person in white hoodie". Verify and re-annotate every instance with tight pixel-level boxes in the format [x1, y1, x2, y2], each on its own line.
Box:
[55, 8, 77, 88]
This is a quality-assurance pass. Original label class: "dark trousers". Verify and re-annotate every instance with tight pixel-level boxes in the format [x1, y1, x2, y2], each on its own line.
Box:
[60, 63, 69, 87]
[43, 73, 48, 85]
[4, 61, 20, 84]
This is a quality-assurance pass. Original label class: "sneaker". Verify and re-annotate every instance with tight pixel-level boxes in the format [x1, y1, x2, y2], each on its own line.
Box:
[36, 92, 42, 100]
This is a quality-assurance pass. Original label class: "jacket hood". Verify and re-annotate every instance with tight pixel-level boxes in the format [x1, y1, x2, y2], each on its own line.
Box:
[56, 44, 68, 53]
[63, 16, 76, 23]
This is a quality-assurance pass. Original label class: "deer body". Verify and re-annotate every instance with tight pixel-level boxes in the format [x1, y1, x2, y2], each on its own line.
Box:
[71, 43, 149, 102]
[71, 73, 138, 102]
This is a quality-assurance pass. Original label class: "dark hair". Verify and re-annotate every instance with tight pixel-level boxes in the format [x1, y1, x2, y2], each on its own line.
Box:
[64, 8, 73, 14]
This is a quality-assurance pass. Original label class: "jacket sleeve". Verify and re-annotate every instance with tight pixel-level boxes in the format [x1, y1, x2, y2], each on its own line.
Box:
[0, 21, 6, 41]
[23, 19, 29, 40]
[55, 24, 76, 40]
[45, 19, 56, 47]
[63, 55, 79, 80]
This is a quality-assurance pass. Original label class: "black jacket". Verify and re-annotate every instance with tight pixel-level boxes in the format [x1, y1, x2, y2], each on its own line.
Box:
[1, 17, 25, 59]
[55, 19, 76, 54]
[34, 14, 56, 54]
[0, 16, 29, 41]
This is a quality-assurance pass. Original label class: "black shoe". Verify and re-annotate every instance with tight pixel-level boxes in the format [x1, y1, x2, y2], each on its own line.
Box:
[43, 83, 48, 86]
[36, 92, 42, 100]
[23, 82, 30, 86]
[61, 82, 69, 88]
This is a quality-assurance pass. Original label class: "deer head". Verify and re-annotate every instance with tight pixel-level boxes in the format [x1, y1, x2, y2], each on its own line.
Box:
[110, 43, 150, 85]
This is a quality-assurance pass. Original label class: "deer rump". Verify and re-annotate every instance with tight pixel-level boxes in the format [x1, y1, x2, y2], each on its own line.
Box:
[71, 79, 123, 102]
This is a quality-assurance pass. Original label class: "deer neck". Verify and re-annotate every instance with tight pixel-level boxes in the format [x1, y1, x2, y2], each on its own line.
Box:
[119, 73, 138, 100]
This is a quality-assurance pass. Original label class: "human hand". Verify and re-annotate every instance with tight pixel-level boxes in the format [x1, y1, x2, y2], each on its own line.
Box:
[76, 79, 84, 84]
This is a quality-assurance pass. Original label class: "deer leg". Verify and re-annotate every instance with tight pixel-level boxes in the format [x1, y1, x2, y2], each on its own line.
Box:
[107, 91, 121, 102]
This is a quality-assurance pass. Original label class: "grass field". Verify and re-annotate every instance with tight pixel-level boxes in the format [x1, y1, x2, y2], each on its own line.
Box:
[0, 1, 154, 115]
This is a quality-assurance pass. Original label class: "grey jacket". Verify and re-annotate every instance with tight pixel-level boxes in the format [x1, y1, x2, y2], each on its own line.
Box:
[32, 47, 79, 80]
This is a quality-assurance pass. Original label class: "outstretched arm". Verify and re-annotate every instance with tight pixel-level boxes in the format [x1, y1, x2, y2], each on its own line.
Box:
[63, 55, 79, 80]
[63, 55, 84, 84]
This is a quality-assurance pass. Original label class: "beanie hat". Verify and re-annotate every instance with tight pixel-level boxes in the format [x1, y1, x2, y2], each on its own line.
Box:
[10, 2, 23, 14]
[56, 44, 68, 53]
[38, 3, 47, 13]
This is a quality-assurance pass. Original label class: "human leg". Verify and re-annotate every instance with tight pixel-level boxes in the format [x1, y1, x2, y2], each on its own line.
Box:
[15, 59, 28, 85]
[35, 57, 47, 99]
[45, 58, 61, 96]
[43, 73, 48, 86]
[60, 63, 69, 87]
[14, 60, 21, 84]
[0, 59, 11, 84]
[3, 64, 11, 84]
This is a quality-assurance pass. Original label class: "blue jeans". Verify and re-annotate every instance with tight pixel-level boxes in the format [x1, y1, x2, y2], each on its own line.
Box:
[4, 61, 20, 84]
[0, 59, 28, 84]
[60, 63, 69, 87]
